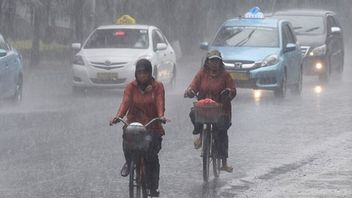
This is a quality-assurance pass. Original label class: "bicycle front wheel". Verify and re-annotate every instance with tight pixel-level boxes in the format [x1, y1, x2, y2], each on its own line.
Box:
[202, 130, 211, 182]
[211, 133, 221, 178]
[212, 157, 221, 178]
[129, 159, 147, 198]
[129, 160, 136, 197]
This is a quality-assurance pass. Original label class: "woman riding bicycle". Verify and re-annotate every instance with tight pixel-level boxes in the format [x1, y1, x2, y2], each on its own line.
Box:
[110, 59, 166, 197]
[184, 50, 236, 173]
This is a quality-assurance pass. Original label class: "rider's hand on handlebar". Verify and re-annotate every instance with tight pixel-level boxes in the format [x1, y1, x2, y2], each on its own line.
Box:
[159, 116, 167, 124]
[220, 88, 232, 102]
[109, 117, 120, 126]
[184, 88, 195, 98]
[220, 88, 230, 97]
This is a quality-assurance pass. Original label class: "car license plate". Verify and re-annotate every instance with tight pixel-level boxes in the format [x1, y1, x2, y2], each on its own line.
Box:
[230, 72, 249, 80]
[96, 72, 118, 80]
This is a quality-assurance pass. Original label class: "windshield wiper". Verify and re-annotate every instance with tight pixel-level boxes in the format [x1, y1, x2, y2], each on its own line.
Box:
[233, 29, 255, 47]
[214, 29, 243, 46]
[293, 26, 303, 30]
[305, 26, 320, 33]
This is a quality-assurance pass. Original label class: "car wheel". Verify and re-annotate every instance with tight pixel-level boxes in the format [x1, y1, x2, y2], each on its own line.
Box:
[153, 66, 158, 80]
[72, 86, 86, 95]
[319, 58, 331, 83]
[274, 71, 287, 99]
[291, 65, 302, 96]
[168, 65, 176, 89]
[336, 55, 344, 80]
[11, 75, 23, 104]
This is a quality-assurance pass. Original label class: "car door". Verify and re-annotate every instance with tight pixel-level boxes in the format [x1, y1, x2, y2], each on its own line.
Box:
[0, 50, 6, 97]
[151, 29, 173, 81]
[281, 23, 297, 85]
[286, 23, 301, 84]
[327, 15, 343, 71]
[0, 35, 11, 97]
[4, 40, 21, 95]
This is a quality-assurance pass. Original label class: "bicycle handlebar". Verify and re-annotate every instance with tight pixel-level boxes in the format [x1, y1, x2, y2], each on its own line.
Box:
[145, 117, 166, 127]
[110, 117, 167, 127]
[185, 88, 230, 101]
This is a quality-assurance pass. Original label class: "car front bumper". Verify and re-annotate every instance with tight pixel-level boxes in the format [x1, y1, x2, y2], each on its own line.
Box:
[227, 63, 283, 90]
[302, 55, 328, 75]
[72, 64, 134, 88]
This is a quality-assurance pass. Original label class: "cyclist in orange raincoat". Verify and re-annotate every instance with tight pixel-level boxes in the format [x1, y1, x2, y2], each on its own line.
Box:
[184, 50, 236, 172]
[110, 59, 166, 197]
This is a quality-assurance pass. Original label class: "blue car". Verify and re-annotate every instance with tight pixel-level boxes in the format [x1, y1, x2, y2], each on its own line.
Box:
[201, 10, 303, 98]
[0, 33, 23, 103]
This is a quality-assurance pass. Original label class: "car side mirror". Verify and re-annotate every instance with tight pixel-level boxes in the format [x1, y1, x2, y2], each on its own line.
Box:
[200, 42, 209, 50]
[0, 49, 7, 57]
[72, 43, 81, 50]
[156, 43, 167, 51]
[285, 43, 296, 53]
[331, 27, 341, 34]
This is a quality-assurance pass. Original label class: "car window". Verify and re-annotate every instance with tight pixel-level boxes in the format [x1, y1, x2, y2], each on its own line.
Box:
[84, 28, 149, 49]
[331, 16, 341, 27]
[328, 15, 342, 33]
[273, 15, 324, 35]
[0, 34, 10, 51]
[152, 30, 167, 50]
[282, 24, 296, 46]
[287, 24, 297, 43]
[327, 16, 333, 29]
[212, 26, 279, 48]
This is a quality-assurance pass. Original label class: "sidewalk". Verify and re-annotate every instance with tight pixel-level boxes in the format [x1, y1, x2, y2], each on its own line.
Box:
[233, 132, 352, 197]
[246, 132, 352, 198]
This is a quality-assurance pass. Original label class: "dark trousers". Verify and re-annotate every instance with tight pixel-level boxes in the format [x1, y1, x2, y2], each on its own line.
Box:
[189, 108, 231, 159]
[123, 133, 162, 191]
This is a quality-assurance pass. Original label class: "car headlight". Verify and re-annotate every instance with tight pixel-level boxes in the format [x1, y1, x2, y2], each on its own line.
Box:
[309, 44, 326, 56]
[73, 55, 85, 65]
[261, 54, 279, 67]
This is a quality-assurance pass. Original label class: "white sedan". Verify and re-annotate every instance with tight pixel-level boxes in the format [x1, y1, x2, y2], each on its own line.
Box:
[71, 24, 176, 92]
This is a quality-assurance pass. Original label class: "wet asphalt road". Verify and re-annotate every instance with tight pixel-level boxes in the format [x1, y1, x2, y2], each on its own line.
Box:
[0, 54, 351, 198]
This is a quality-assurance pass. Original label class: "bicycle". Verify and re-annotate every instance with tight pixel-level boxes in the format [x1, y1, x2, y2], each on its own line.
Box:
[185, 90, 228, 182]
[112, 117, 165, 198]
[194, 101, 222, 182]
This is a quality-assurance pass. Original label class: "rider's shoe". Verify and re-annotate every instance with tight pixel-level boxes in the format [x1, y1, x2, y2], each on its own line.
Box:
[192, 124, 202, 135]
[120, 163, 129, 177]
[193, 137, 202, 149]
[220, 165, 233, 173]
[192, 129, 200, 135]
[149, 189, 160, 197]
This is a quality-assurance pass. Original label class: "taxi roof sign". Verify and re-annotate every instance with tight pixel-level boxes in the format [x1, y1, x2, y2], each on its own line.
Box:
[244, 7, 264, 19]
[116, 15, 136, 25]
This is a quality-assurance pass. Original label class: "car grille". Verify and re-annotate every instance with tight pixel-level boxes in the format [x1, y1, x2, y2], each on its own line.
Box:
[90, 61, 128, 70]
[300, 46, 310, 57]
[90, 78, 126, 84]
[223, 60, 258, 71]
[259, 77, 277, 85]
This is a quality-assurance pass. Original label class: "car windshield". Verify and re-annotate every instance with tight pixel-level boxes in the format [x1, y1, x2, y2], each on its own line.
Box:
[212, 26, 279, 48]
[84, 28, 149, 49]
[274, 15, 324, 35]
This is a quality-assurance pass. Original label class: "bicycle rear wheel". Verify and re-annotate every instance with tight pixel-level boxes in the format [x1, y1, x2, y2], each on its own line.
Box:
[202, 130, 211, 182]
